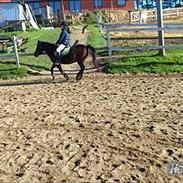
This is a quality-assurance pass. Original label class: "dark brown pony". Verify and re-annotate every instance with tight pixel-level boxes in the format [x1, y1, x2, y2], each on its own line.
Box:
[34, 41, 99, 80]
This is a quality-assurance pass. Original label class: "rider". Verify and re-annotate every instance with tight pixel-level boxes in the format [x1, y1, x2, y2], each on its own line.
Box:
[55, 21, 71, 64]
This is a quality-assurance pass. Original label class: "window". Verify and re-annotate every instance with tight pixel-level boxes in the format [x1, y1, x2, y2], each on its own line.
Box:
[28, 2, 40, 10]
[118, 0, 125, 6]
[69, 0, 81, 13]
[48, 1, 61, 16]
[94, 0, 103, 8]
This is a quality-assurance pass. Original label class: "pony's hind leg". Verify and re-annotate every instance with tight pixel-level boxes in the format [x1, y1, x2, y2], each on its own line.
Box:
[76, 61, 85, 80]
[57, 65, 69, 80]
[51, 64, 55, 80]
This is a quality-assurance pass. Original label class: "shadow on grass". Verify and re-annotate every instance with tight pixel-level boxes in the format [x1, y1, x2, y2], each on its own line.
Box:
[136, 61, 183, 67]
[106, 61, 183, 73]
[20, 62, 50, 71]
[0, 68, 18, 72]
[95, 47, 159, 58]
[0, 78, 68, 87]
[0, 50, 8, 54]
[123, 53, 159, 59]
[0, 61, 50, 71]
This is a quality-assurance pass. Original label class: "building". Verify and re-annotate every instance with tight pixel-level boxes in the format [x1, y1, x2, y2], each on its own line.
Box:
[0, 1, 39, 29]
[135, 0, 183, 9]
[0, 0, 135, 16]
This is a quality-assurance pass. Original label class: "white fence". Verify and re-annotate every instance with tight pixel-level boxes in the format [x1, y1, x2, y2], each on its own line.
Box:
[97, 21, 183, 62]
[0, 35, 20, 68]
[129, 7, 183, 23]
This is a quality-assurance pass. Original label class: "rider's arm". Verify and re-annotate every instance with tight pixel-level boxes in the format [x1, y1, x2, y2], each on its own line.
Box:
[56, 30, 66, 45]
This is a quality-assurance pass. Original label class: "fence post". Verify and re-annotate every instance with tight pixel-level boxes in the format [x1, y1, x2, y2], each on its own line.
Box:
[13, 35, 20, 68]
[128, 11, 132, 23]
[106, 26, 112, 63]
[154, 9, 157, 21]
[157, 0, 165, 56]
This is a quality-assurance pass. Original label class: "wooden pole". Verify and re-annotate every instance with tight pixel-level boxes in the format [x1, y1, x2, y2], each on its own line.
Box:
[128, 11, 133, 23]
[110, 0, 113, 11]
[106, 26, 112, 64]
[61, 0, 65, 21]
[157, 0, 165, 56]
[13, 35, 20, 68]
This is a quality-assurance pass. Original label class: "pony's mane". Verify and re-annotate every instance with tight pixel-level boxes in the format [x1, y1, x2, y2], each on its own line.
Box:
[40, 41, 55, 47]
[39, 41, 57, 51]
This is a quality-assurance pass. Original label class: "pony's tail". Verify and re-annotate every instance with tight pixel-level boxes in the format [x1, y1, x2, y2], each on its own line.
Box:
[87, 45, 100, 70]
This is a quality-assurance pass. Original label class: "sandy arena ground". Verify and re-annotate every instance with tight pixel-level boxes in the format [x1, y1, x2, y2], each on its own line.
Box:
[0, 26, 183, 183]
[0, 73, 183, 183]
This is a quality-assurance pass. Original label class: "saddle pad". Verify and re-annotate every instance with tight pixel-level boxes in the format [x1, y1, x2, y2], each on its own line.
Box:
[62, 47, 70, 56]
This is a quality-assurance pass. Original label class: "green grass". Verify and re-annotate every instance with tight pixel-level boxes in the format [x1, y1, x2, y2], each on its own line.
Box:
[0, 24, 106, 79]
[1, 24, 183, 79]
[0, 28, 61, 79]
[88, 24, 106, 48]
[0, 65, 27, 79]
[87, 24, 107, 56]
[87, 24, 183, 74]
[16, 28, 61, 73]
[106, 49, 183, 74]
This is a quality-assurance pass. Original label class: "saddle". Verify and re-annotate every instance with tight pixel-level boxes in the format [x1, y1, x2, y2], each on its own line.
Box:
[61, 47, 70, 56]
[59, 40, 79, 57]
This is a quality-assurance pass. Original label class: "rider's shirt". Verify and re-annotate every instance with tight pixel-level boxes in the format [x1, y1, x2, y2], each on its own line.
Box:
[56, 27, 70, 47]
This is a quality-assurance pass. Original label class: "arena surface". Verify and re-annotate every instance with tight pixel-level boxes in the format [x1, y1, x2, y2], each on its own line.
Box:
[0, 73, 182, 182]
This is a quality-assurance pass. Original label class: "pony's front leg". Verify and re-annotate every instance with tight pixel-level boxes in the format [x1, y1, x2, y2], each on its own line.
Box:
[51, 64, 55, 80]
[57, 65, 69, 80]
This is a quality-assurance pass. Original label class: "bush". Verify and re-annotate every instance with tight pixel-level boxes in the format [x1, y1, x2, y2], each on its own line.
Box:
[84, 12, 97, 24]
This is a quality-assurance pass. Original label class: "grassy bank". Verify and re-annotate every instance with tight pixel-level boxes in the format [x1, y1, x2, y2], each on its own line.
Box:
[0, 28, 61, 79]
[0, 24, 105, 79]
[87, 24, 183, 74]
[87, 24, 107, 57]
[105, 49, 183, 74]
[87, 24, 106, 48]
[1, 24, 183, 79]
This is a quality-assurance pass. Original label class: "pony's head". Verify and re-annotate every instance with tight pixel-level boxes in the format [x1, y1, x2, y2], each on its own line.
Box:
[34, 40, 43, 57]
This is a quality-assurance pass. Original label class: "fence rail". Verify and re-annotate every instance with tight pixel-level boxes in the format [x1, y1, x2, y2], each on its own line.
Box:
[111, 45, 183, 51]
[108, 27, 183, 32]
[0, 35, 20, 68]
[97, 21, 183, 62]
[129, 7, 183, 23]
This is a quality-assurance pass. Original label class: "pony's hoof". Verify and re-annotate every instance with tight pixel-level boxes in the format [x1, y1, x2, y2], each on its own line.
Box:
[76, 76, 82, 81]
[96, 67, 102, 72]
[64, 74, 69, 80]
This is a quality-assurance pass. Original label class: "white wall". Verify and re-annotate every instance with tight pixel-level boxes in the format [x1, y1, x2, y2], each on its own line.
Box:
[0, 3, 25, 27]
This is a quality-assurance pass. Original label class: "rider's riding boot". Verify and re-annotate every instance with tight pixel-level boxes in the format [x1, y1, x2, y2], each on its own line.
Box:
[55, 52, 61, 65]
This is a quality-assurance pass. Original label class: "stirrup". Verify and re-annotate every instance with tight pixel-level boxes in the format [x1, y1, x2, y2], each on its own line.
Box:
[54, 51, 57, 56]
[55, 55, 61, 65]
[55, 60, 61, 65]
